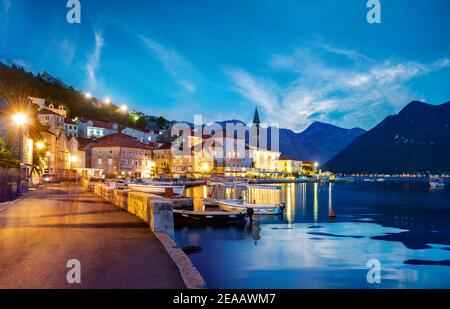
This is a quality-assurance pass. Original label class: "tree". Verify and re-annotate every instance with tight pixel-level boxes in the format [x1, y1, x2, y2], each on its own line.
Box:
[31, 148, 46, 176]
[0, 138, 18, 167]
[136, 116, 147, 130]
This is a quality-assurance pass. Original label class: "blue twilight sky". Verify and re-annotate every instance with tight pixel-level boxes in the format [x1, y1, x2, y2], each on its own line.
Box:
[0, 0, 449, 131]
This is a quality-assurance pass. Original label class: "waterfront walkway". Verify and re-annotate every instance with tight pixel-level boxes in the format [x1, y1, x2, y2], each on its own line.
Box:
[0, 183, 185, 288]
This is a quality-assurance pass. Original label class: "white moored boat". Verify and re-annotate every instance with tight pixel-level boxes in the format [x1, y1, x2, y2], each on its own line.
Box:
[429, 176, 445, 189]
[206, 176, 249, 187]
[127, 184, 185, 195]
[216, 199, 285, 215]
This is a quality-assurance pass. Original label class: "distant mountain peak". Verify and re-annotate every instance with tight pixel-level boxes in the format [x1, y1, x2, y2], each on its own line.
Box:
[324, 100, 450, 174]
[399, 100, 430, 114]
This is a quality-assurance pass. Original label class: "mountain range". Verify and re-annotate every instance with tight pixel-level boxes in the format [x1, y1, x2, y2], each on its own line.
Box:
[278, 122, 366, 164]
[202, 120, 366, 164]
[324, 101, 450, 174]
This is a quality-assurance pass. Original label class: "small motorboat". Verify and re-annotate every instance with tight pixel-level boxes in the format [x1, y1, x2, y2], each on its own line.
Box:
[173, 209, 247, 226]
[429, 176, 445, 189]
[246, 184, 282, 190]
[334, 177, 355, 183]
[363, 178, 376, 182]
[207, 176, 249, 187]
[202, 197, 219, 207]
[107, 180, 127, 189]
[127, 184, 185, 195]
[216, 199, 285, 215]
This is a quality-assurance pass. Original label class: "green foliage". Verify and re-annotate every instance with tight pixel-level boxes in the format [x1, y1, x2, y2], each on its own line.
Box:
[0, 62, 134, 127]
[136, 116, 148, 130]
[0, 138, 18, 167]
[31, 148, 46, 176]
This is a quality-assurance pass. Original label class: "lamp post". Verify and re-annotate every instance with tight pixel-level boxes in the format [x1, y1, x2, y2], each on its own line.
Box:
[12, 112, 29, 196]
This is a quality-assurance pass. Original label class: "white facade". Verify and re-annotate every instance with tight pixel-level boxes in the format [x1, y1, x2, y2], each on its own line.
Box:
[29, 97, 67, 118]
[65, 122, 78, 138]
[76, 119, 119, 138]
[38, 110, 65, 132]
[121, 127, 159, 144]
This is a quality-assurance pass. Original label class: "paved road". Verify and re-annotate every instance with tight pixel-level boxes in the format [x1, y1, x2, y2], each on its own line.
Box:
[0, 183, 185, 288]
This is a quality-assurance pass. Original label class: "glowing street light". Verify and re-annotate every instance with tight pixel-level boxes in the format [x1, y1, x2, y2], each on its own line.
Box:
[84, 92, 92, 99]
[12, 112, 29, 196]
[120, 104, 128, 112]
[104, 97, 111, 104]
[36, 141, 45, 150]
[12, 112, 29, 126]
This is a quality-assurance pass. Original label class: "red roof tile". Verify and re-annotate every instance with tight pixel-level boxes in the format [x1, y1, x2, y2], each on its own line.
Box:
[279, 155, 300, 161]
[90, 133, 153, 150]
[79, 118, 115, 130]
[38, 108, 61, 116]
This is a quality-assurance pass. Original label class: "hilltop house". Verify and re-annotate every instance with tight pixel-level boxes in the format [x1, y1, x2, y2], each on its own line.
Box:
[121, 127, 160, 144]
[64, 118, 78, 138]
[28, 97, 67, 118]
[76, 118, 119, 139]
[37, 108, 65, 132]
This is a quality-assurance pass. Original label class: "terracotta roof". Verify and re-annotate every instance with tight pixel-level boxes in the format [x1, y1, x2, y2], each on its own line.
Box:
[90, 133, 153, 150]
[302, 161, 317, 165]
[158, 143, 172, 150]
[38, 108, 61, 116]
[78, 118, 115, 130]
[124, 127, 154, 134]
[279, 155, 300, 161]
[76, 137, 93, 149]
[44, 101, 65, 109]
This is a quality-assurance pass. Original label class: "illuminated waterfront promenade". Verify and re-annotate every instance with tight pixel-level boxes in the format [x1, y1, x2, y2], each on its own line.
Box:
[0, 183, 184, 288]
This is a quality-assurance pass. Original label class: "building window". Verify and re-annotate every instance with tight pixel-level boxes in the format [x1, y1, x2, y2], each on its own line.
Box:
[98, 158, 102, 165]
[108, 158, 113, 165]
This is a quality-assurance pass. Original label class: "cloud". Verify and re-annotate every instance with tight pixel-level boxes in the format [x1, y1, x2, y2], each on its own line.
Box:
[140, 35, 196, 93]
[227, 44, 449, 131]
[85, 31, 104, 91]
[314, 42, 374, 62]
[0, 0, 11, 32]
[59, 39, 76, 67]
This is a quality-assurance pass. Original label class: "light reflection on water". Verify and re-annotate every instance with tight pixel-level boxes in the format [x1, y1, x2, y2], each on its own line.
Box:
[177, 181, 450, 288]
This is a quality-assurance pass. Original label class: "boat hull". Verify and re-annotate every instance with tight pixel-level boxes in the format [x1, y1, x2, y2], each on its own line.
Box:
[429, 182, 445, 188]
[128, 184, 185, 195]
[173, 210, 247, 226]
[216, 200, 285, 215]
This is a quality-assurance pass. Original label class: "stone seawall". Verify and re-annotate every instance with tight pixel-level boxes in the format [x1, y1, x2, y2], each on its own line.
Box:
[87, 181, 206, 289]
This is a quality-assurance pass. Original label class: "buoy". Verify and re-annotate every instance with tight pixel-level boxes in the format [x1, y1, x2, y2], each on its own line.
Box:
[329, 208, 336, 219]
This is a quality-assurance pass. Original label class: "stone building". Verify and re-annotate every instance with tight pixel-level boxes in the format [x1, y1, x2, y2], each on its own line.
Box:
[89, 133, 154, 178]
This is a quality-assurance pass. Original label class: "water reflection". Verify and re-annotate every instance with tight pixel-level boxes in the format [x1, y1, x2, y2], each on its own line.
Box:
[180, 181, 450, 288]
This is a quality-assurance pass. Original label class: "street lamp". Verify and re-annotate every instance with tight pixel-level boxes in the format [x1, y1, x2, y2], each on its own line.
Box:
[120, 104, 128, 112]
[104, 97, 111, 104]
[12, 112, 29, 196]
[84, 92, 92, 99]
[36, 141, 45, 150]
[12, 112, 29, 127]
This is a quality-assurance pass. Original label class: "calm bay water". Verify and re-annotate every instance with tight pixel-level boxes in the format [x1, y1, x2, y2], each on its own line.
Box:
[175, 181, 450, 288]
